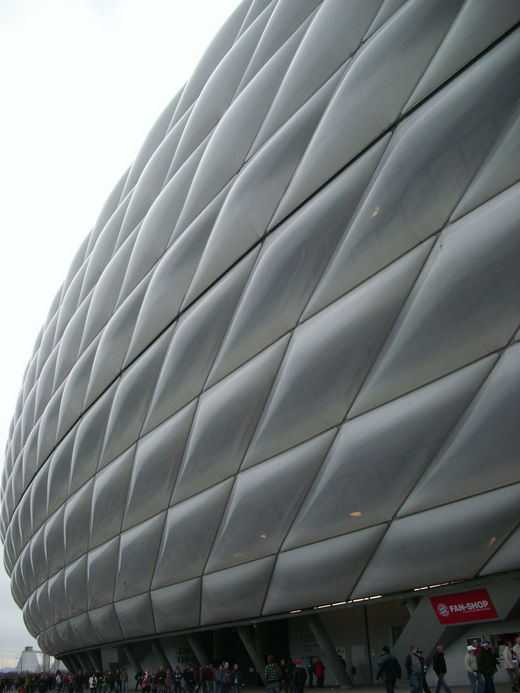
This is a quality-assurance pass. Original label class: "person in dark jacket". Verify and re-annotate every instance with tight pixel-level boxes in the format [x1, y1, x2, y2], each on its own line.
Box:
[417, 650, 431, 693]
[280, 660, 293, 693]
[405, 646, 423, 693]
[376, 646, 401, 693]
[230, 666, 241, 693]
[477, 641, 499, 693]
[432, 646, 451, 693]
[292, 662, 306, 693]
[183, 667, 195, 693]
[204, 666, 214, 693]
[173, 669, 182, 693]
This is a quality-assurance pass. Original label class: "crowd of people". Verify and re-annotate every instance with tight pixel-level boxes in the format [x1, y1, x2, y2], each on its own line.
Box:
[3, 636, 519, 693]
[133, 657, 327, 693]
[0, 671, 127, 693]
[376, 635, 520, 693]
[0, 675, 56, 693]
[263, 655, 326, 693]
[136, 663, 242, 693]
[0, 655, 327, 693]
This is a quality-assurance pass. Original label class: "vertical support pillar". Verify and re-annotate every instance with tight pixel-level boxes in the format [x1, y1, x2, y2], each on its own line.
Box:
[306, 615, 352, 688]
[254, 624, 268, 658]
[78, 652, 92, 672]
[363, 606, 373, 683]
[404, 599, 420, 616]
[61, 655, 74, 672]
[87, 650, 100, 672]
[187, 635, 210, 667]
[151, 640, 171, 669]
[70, 654, 83, 672]
[237, 626, 266, 685]
[124, 645, 142, 671]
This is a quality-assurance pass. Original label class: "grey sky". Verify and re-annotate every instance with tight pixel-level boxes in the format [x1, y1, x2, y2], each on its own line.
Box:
[0, 0, 241, 668]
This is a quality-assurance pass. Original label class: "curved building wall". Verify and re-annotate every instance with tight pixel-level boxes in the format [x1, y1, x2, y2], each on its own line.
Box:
[2, 0, 520, 658]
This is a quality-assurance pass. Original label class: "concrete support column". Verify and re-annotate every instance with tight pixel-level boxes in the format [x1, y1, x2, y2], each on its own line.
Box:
[87, 650, 102, 672]
[404, 599, 420, 616]
[96, 650, 105, 671]
[393, 597, 468, 667]
[237, 626, 266, 685]
[123, 645, 142, 671]
[61, 655, 75, 672]
[151, 639, 171, 669]
[78, 652, 92, 672]
[305, 615, 352, 688]
[187, 635, 210, 667]
[254, 623, 268, 658]
[70, 654, 82, 672]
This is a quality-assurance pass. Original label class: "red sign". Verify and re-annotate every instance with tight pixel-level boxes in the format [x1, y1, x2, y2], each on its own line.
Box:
[430, 589, 498, 624]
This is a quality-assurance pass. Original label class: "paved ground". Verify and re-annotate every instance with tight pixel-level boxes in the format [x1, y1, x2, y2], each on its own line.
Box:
[205, 686, 514, 693]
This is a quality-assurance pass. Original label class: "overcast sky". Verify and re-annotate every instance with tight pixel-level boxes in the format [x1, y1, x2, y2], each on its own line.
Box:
[0, 0, 242, 669]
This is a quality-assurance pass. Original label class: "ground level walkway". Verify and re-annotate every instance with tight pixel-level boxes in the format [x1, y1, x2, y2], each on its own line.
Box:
[188, 686, 513, 693]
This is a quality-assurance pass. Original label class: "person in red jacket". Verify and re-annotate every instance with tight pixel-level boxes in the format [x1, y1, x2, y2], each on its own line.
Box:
[314, 662, 325, 688]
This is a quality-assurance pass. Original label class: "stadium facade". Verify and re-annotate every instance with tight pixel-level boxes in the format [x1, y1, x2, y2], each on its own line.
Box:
[2, 0, 520, 684]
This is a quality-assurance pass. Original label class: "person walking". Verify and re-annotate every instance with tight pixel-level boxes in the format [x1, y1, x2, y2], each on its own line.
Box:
[292, 661, 306, 693]
[432, 646, 451, 693]
[503, 641, 519, 692]
[513, 636, 520, 665]
[405, 646, 423, 693]
[313, 661, 324, 689]
[265, 656, 281, 693]
[142, 672, 151, 693]
[230, 666, 241, 693]
[280, 660, 293, 693]
[376, 646, 401, 693]
[417, 650, 431, 693]
[204, 666, 214, 693]
[173, 668, 182, 693]
[305, 660, 314, 690]
[477, 640, 498, 693]
[465, 646, 484, 693]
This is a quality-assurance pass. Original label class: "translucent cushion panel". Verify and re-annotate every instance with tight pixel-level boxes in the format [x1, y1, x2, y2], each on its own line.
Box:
[244, 241, 433, 467]
[400, 344, 520, 515]
[351, 184, 520, 416]
[354, 484, 520, 597]
[143, 252, 257, 434]
[172, 337, 288, 503]
[152, 479, 233, 589]
[284, 356, 495, 550]
[208, 139, 387, 385]
[201, 556, 275, 626]
[207, 431, 335, 572]
[264, 525, 386, 614]
[274, 0, 464, 221]
[123, 402, 196, 531]
[114, 512, 165, 601]
[151, 578, 201, 632]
